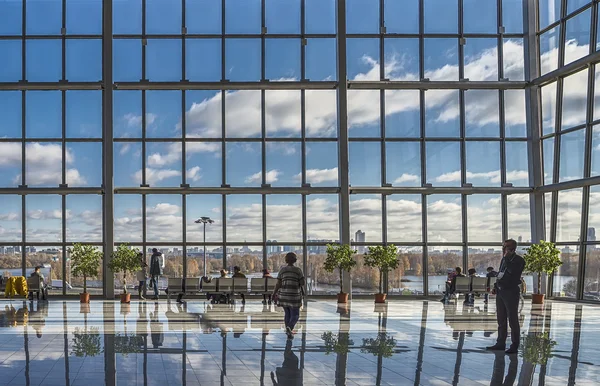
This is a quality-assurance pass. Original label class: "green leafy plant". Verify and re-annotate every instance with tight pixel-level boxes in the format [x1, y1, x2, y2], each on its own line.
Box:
[69, 243, 103, 294]
[71, 327, 103, 357]
[364, 245, 400, 294]
[321, 331, 354, 355]
[114, 333, 144, 356]
[520, 332, 557, 365]
[324, 244, 357, 294]
[523, 240, 562, 294]
[108, 244, 141, 294]
[360, 332, 397, 358]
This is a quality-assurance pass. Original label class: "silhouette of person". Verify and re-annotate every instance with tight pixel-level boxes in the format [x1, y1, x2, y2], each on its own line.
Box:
[489, 351, 518, 386]
[271, 339, 302, 385]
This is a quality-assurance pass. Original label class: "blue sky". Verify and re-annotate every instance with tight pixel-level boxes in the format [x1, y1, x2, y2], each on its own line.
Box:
[0, 0, 594, 245]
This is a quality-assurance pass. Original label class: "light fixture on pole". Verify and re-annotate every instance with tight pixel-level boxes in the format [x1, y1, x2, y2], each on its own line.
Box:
[195, 217, 214, 277]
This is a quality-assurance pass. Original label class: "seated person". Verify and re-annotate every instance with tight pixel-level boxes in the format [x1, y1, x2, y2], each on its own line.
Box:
[29, 267, 47, 300]
[464, 268, 477, 305]
[484, 266, 498, 304]
[232, 266, 247, 303]
[440, 267, 464, 303]
[262, 269, 273, 304]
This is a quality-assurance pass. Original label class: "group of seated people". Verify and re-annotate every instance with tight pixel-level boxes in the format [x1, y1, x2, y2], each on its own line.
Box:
[0, 267, 48, 301]
[440, 266, 498, 305]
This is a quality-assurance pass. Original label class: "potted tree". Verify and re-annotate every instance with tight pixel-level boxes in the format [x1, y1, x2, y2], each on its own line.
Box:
[360, 333, 397, 358]
[72, 327, 103, 357]
[321, 331, 354, 355]
[324, 244, 357, 303]
[364, 245, 400, 303]
[69, 243, 103, 304]
[108, 244, 141, 303]
[523, 240, 562, 304]
[521, 332, 556, 365]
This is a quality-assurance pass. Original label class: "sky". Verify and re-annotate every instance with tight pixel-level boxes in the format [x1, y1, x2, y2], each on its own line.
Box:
[0, 0, 596, 247]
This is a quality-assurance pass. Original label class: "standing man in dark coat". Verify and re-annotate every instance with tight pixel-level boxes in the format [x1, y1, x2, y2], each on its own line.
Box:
[149, 248, 164, 300]
[487, 239, 525, 354]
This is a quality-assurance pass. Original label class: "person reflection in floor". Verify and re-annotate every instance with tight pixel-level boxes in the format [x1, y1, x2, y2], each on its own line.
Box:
[28, 301, 48, 338]
[270, 339, 302, 385]
[150, 302, 163, 349]
[489, 350, 518, 386]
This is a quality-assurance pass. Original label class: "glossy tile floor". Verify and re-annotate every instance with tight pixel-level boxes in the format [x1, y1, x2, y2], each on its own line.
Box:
[0, 298, 598, 386]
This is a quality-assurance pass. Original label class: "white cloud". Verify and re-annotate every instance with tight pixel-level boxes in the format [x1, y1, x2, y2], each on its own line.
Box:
[187, 166, 202, 182]
[245, 170, 280, 184]
[124, 113, 157, 128]
[301, 168, 338, 184]
[0, 213, 19, 221]
[434, 170, 529, 184]
[133, 168, 180, 184]
[147, 203, 180, 216]
[27, 209, 62, 220]
[394, 173, 419, 184]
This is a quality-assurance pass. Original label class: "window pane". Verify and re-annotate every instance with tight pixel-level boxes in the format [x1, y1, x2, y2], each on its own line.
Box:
[186, 90, 222, 138]
[0, 92, 22, 139]
[306, 38, 337, 81]
[505, 90, 527, 137]
[307, 195, 339, 241]
[348, 90, 380, 137]
[542, 82, 557, 135]
[0, 41, 21, 82]
[0, 142, 21, 188]
[540, 26, 560, 75]
[226, 195, 262, 242]
[505, 141, 529, 186]
[424, 39, 459, 81]
[227, 142, 262, 186]
[266, 0, 300, 34]
[305, 0, 335, 34]
[591, 125, 600, 176]
[113, 39, 142, 82]
[146, 0, 181, 34]
[424, 0, 458, 33]
[350, 142, 381, 186]
[266, 39, 301, 81]
[543, 137, 555, 185]
[0, 0, 21, 35]
[146, 142, 182, 187]
[306, 142, 338, 187]
[427, 246, 462, 294]
[559, 128, 585, 182]
[186, 195, 223, 243]
[225, 0, 261, 34]
[27, 195, 62, 242]
[26, 143, 62, 187]
[114, 142, 142, 187]
[465, 90, 500, 137]
[347, 38, 379, 80]
[146, 195, 183, 242]
[539, 0, 562, 30]
[306, 90, 337, 138]
[146, 91, 182, 138]
[552, 247, 579, 298]
[467, 195, 501, 242]
[265, 91, 301, 137]
[427, 195, 462, 241]
[0, 195, 22, 242]
[114, 195, 142, 242]
[464, 0, 497, 33]
[225, 39, 261, 81]
[426, 142, 461, 186]
[67, 0, 102, 34]
[146, 40, 182, 82]
[507, 194, 531, 243]
[468, 246, 503, 275]
[27, 0, 62, 35]
[562, 69, 588, 130]
[503, 0, 524, 33]
[387, 195, 422, 242]
[26, 91, 61, 138]
[66, 39, 103, 81]
[347, 0, 379, 34]
[186, 141, 222, 187]
[425, 90, 460, 137]
[583, 245, 600, 300]
[464, 38, 498, 81]
[186, 0, 221, 34]
[386, 142, 421, 187]
[350, 195, 382, 243]
[66, 91, 102, 138]
[66, 194, 102, 242]
[226, 91, 261, 138]
[113, 0, 142, 34]
[556, 188, 583, 242]
[466, 141, 501, 187]
[564, 8, 591, 65]
[385, 90, 420, 138]
[385, 0, 419, 33]
[67, 142, 102, 187]
[113, 90, 142, 138]
[266, 195, 302, 242]
[266, 142, 301, 187]
[186, 39, 221, 81]
[545, 192, 552, 239]
[504, 39, 525, 81]
[26, 40, 62, 82]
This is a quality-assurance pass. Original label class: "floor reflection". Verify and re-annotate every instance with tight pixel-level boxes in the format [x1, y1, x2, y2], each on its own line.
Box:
[0, 299, 597, 385]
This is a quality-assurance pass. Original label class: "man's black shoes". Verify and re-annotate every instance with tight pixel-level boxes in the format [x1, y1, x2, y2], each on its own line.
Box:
[486, 344, 506, 351]
[505, 346, 519, 354]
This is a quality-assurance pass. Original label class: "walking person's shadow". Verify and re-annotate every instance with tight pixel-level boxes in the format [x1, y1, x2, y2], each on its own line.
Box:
[271, 339, 302, 385]
[490, 350, 518, 386]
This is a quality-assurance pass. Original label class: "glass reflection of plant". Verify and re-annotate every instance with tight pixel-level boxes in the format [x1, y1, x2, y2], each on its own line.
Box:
[520, 332, 557, 366]
[321, 331, 354, 355]
[360, 332, 396, 358]
[114, 333, 144, 356]
[72, 327, 103, 357]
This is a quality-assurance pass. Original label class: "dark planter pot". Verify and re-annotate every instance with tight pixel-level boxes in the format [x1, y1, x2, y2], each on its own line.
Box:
[374, 293, 387, 303]
[337, 292, 349, 304]
[532, 293, 545, 304]
[120, 293, 131, 303]
[80, 293, 90, 304]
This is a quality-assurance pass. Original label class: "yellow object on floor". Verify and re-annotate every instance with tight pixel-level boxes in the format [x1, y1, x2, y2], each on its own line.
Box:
[4, 276, 28, 298]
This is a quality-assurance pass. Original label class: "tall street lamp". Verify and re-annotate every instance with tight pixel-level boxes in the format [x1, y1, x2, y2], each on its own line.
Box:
[195, 217, 214, 277]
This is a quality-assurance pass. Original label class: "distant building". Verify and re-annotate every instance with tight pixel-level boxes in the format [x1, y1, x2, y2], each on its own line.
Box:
[518, 236, 522, 243]
[588, 227, 596, 242]
[355, 230, 366, 253]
